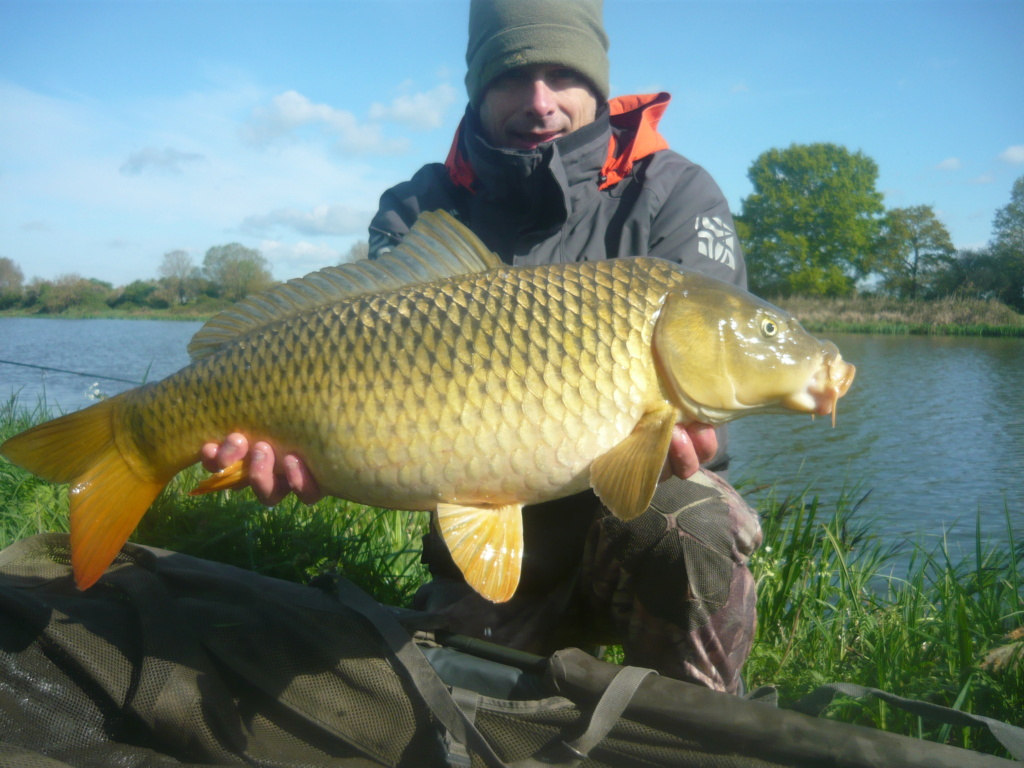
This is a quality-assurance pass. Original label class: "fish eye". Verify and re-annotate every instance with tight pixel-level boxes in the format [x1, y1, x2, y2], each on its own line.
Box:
[761, 318, 778, 337]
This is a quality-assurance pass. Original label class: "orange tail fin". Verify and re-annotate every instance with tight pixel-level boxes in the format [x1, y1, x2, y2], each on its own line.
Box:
[0, 398, 170, 589]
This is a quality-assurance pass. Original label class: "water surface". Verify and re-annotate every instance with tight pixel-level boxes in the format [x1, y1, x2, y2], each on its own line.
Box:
[729, 333, 1023, 552]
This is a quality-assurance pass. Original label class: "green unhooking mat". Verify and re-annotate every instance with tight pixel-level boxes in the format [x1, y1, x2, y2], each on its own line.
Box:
[0, 534, 1019, 767]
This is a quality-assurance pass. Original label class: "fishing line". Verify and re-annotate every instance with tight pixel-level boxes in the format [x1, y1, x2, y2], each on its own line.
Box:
[0, 358, 143, 386]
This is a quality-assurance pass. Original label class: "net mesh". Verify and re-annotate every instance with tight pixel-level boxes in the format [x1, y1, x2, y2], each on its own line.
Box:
[1, 534, 1015, 768]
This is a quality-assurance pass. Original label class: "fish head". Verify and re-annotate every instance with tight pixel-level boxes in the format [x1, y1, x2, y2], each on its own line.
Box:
[652, 274, 855, 425]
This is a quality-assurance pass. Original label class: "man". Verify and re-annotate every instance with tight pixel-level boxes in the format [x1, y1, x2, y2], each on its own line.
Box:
[204, 0, 761, 694]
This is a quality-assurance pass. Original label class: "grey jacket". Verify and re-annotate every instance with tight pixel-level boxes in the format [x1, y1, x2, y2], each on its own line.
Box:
[368, 93, 746, 293]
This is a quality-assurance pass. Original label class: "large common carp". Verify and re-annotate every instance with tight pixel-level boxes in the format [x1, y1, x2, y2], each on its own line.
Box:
[1, 212, 854, 601]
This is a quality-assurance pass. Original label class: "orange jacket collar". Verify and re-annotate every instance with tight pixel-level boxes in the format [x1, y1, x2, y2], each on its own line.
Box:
[444, 92, 672, 192]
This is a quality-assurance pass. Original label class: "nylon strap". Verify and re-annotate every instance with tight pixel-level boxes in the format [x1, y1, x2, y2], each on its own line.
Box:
[445, 687, 481, 767]
[331, 575, 656, 768]
[794, 682, 1024, 761]
[561, 665, 656, 758]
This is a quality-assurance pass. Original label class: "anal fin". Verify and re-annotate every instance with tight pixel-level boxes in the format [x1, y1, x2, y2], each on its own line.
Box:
[436, 502, 524, 603]
[590, 405, 677, 521]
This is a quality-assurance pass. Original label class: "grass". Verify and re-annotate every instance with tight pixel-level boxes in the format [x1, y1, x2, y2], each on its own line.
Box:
[775, 294, 1024, 336]
[1, 396, 1021, 758]
[136, 467, 430, 606]
[743, 483, 1023, 756]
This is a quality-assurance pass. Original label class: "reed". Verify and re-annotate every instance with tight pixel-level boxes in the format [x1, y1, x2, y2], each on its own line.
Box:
[776, 294, 1024, 336]
[1, 397, 1021, 756]
[745, 484, 1023, 755]
[6, 293, 1024, 336]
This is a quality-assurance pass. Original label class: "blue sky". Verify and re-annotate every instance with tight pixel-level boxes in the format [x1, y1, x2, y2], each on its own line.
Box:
[2, 0, 1022, 287]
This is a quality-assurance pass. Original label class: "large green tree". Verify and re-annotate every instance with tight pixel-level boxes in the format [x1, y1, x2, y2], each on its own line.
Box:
[738, 143, 885, 296]
[876, 205, 955, 298]
[202, 243, 273, 302]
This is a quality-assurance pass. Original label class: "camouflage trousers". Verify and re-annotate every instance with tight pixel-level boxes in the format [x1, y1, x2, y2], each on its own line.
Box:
[412, 470, 762, 695]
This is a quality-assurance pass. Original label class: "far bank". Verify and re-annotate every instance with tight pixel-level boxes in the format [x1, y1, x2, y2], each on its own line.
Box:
[2, 294, 1023, 337]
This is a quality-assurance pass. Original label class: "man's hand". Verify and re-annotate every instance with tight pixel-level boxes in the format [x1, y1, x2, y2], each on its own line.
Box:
[659, 423, 718, 482]
[200, 434, 323, 506]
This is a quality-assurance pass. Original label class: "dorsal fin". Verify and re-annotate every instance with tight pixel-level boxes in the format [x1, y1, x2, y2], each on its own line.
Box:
[188, 210, 503, 359]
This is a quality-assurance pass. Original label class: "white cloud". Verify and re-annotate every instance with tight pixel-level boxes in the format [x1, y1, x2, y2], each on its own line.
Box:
[0, 77, 430, 285]
[999, 145, 1024, 164]
[369, 83, 459, 130]
[241, 90, 408, 155]
[242, 204, 371, 237]
[969, 174, 994, 185]
[120, 146, 205, 175]
[259, 239, 343, 278]
[936, 157, 961, 171]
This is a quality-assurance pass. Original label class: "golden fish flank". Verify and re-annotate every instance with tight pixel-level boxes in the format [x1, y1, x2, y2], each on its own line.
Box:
[297, 261, 659, 509]
[0, 211, 854, 604]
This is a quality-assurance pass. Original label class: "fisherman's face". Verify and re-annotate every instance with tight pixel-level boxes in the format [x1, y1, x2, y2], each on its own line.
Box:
[479, 64, 599, 150]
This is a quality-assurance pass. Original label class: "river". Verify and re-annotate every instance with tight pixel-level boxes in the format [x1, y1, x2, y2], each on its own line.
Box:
[1, 318, 1021, 553]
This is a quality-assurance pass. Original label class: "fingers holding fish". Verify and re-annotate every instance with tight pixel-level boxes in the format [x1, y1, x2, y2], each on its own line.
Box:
[202, 433, 322, 506]
[280, 452, 323, 506]
[201, 433, 248, 475]
[659, 423, 718, 481]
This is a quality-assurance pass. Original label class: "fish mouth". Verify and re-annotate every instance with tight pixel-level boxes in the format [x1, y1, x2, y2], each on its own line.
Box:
[782, 348, 856, 426]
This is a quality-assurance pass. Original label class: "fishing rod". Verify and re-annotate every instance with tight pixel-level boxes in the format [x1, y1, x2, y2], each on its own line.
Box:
[0, 358, 144, 386]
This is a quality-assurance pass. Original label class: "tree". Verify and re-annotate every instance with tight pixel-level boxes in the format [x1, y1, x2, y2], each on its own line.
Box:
[159, 249, 198, 305]
[989, 175, 1024, 311]
[992, 175, 1024, 254]
[202, 243, 273, 302]
[341, 240, 369, 264]
[0, 256, 23, 292]
[876, 205, 955, 299]
[39, 274, 113, 313]
[109, 279, 159, 309]
[0, 257, 23, 309]
[738, 143, 885, 296]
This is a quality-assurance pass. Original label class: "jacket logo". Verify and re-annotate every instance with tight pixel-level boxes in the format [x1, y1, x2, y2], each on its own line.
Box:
[695, 217, 736, 270]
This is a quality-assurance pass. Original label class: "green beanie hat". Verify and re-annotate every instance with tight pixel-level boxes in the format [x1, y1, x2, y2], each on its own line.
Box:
[465, 0, 610, 108]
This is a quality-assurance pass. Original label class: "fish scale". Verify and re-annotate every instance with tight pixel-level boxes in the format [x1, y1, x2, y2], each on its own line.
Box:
[113, 257, 660, 516]
[0, 211, 854, 601]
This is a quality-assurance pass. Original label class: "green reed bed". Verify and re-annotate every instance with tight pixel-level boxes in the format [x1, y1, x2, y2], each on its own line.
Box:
[1, 397, 1021, 755]
[745, 484, 1023, 755]
[776, 294, 1024, 337]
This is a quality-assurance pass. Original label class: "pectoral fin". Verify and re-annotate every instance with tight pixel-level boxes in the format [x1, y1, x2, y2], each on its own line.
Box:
[590, 405, 677, 521]
[190, 459, 250, 495]
[436, 502, 524, 603]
